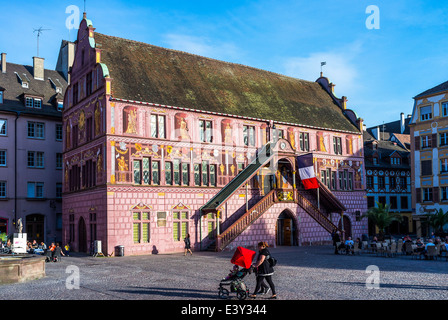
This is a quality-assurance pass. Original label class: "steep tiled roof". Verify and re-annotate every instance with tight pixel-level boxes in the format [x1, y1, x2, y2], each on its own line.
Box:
[414, 80, 448, 99]
[0, 62, 67, 117]
[94, 32, 359, 133]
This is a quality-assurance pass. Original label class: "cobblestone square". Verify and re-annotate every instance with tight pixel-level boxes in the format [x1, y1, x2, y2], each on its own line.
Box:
[2, 245, 447, 301]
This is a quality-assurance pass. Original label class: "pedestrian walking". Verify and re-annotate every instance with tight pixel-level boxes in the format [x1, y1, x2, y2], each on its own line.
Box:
[249, 241, 277, 299]
[332, 229, 340, 254]
[184, 233, 193, 256]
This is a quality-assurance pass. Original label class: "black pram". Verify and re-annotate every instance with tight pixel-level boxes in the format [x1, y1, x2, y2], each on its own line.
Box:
[218, 265, 252, 300]
[218, 246, 256, 300]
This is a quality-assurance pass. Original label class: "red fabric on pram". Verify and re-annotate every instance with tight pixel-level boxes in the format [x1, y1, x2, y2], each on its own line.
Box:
[230, 246, 256, 269]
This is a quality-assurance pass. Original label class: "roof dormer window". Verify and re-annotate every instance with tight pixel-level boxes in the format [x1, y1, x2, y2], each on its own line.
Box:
[25, 96, 42, 109]
[420, 105, 432, 121]
[15, 72, 29, 88]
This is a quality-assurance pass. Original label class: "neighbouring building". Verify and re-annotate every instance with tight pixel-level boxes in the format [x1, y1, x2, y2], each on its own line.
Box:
[0, 48, 70, 243]
[62, 15, 368, 255]
[410, 80, 448, 237]
[364, 113, 413, 236]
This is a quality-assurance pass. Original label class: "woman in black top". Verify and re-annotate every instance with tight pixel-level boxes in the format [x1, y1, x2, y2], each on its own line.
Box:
[249, 241, 277, 299]
[184, 234, 193, 256]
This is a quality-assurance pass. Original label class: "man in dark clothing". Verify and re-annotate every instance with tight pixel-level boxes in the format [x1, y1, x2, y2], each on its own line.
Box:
[332, 230, 341, 254]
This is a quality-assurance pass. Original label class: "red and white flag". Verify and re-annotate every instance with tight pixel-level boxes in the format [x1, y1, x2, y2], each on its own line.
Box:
[297, 154, 319, 190]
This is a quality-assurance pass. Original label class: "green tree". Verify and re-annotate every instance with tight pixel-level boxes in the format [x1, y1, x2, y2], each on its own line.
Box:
[362, 202, 403, 240]
[428, 209, 448, 236]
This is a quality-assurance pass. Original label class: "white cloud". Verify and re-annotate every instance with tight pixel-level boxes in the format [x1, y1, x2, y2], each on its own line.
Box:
[283, 42, 363, 98]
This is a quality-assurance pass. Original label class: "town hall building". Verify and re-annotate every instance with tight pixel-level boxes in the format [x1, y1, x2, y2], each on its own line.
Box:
[62, 15, 368, 255]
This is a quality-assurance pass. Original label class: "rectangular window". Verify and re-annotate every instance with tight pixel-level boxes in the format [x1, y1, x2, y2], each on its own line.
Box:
[56, 183, 62, 198]
[173, 160, 181, 186]
[157, 212, 167, 227]
[27, 122, 45, 139]
[441, 158, 448, 173]
[0, 91, 3, 104]
[165, 161, 173, 185]
[401, 196, 409, 209]
[152, 161, 160, 185]
[182, 163, 190, 186]
[378, 176, 385, 189]
[194, 164, 201, 186]
[202, 161, 209, 186]
[26, 97, 34, 108]
[150, 114, 166, 139]
[133, 223, 140, 243]
[366, 176, 373, 189]
[133, 160, 141, 184]
[333, 137, 342, 155]
[420, 105, 432, 121]
[56, 153, 63, 169]
[299, 132, 309, 151]
[0, 181, 6, 198]
[421, 135, 431, 148]
[173, 211, 189, 242]
[0, 119, 6, 136]
[33, 98, 42, 109]
[423, 188, 433, 202]
[421, 160, 432, 176]
[0, 150, 6, 166]
[27, 182, 44, 198]
[331, 171, 337, 190]
[243, 125, 255, 146]
[443, 102, 448, 117]
[199, 120, 213, 143]
[400, 177, 407, 190]
[133, 211, 150, 243]
[27, 151, 44, 168]
[348, 172, 353, 190]
[73, 83, 78, 105]
[389, 176, 396, 189]
[390, 196, 397, 209]
[56, 124, 63, 141]
[210, 164, 216, 187]
[441, 187, 448, 201]
[338, 172, 343, 190]
[142, 157, 150, 185]
[86, 117, 93, 142]
[367, 196, 375, 208]
[440, 132, 448, 146]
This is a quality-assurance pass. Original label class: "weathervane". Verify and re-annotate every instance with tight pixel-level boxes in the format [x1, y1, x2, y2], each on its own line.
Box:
[33, 27, 51, 57]
[320, 61, 326, 77]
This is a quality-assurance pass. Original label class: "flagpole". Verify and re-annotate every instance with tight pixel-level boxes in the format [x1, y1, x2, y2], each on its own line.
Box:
[317, 187, 320, 211]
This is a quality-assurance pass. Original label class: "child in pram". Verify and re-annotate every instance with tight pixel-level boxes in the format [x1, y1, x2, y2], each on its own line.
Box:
[219, 264, 252, 300]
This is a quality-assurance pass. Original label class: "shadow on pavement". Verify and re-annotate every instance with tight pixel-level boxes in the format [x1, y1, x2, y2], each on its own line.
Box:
[112, 286, 218, 299]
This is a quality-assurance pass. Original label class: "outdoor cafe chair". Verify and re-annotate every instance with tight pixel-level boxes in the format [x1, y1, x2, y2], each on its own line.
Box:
[396, 242, 403, 256]
[425, 246, 437, 260]
[388, 242, 397, 257]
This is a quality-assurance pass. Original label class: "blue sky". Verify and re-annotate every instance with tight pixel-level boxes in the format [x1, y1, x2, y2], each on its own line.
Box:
[1, 0, 448, 128]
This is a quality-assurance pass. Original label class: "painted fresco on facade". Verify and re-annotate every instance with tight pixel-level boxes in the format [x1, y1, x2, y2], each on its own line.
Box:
[62, 16, 368, 255]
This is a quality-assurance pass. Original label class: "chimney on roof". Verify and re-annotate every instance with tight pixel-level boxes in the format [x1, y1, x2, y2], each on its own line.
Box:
[1, 53, 6, 73]
[56, 41, 75, 83]
[400, 112, 405, 134]
[33, 56, 45, 80]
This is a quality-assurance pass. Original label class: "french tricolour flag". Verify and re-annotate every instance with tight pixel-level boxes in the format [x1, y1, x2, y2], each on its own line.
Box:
[297, 154, 319, 190]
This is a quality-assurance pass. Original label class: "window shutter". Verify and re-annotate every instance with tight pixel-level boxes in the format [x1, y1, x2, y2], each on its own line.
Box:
[433, 187, 439, 203]
[416, 188, 421, 204]
[432, 134, 438, 148]
[414, 136, 420, 150]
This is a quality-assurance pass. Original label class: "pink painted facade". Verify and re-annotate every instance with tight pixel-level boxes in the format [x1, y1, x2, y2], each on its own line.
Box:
[62, 16, 368, 255]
